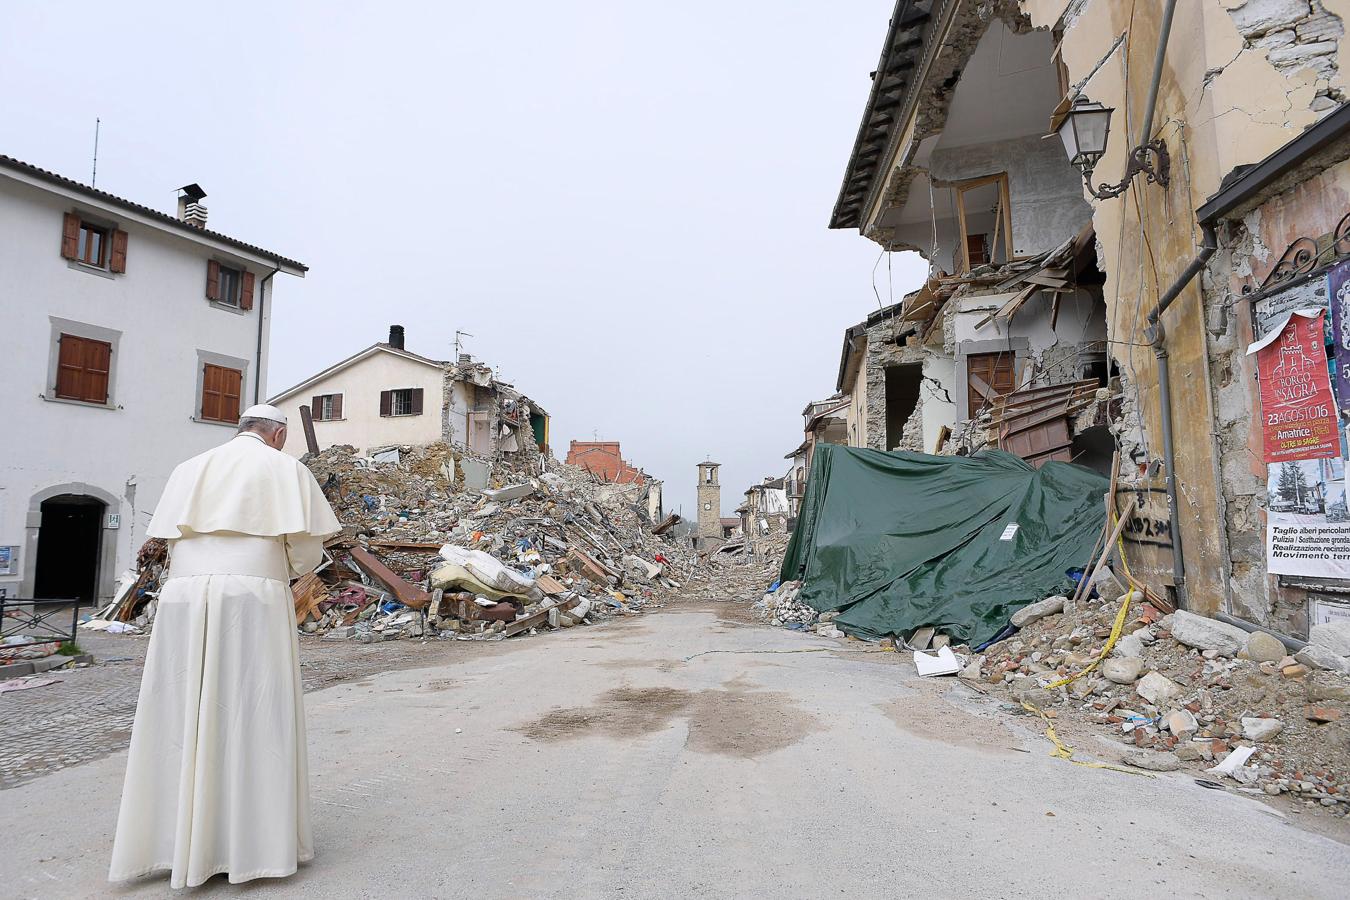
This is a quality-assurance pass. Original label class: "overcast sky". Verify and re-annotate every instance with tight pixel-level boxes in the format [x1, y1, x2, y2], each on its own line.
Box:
[5, 0, 927, 517]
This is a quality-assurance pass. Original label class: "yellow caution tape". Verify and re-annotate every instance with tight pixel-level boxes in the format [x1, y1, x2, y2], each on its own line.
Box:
[1019, 701, 1154, 777]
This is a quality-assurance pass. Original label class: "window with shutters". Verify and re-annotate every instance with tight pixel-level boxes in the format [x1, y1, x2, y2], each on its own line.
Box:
[954, 173, 1013, 274]
[200, 364, 243, 423]
[380, 388, 423, 417]
[53, 333, 112, 404]
[965, 352, 1017, 419]
[313, 393, 343, 421]
[205, 260, 255, 311]
[61, 212, 127, 274]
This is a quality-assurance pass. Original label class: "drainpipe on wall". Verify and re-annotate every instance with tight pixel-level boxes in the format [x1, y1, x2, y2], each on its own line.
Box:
[254, 263, 282, 404]
[1143, 221, 1218, 612]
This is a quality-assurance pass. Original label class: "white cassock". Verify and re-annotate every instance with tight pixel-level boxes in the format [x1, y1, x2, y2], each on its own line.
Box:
[109, 432, 340, 888]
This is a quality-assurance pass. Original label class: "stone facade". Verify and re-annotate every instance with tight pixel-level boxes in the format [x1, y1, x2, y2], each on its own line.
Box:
[695, 462, 723, 541]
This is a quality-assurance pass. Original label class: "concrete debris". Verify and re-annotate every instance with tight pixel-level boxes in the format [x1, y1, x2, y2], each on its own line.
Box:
[1010, 595, 1066, 628]
[1121, 749, 1182, 772]
[1310, 621, 1350, 658]
[103, 444, 696, 647]
[1101, 656, 1145, 684]
[1168, 611, 1249, 657]
[1136, 671, 1182, 707]
[962, 588, 1350, 816]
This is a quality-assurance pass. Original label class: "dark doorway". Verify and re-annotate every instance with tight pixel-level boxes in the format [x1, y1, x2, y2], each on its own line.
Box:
[34, 495, 104, 604]
[1070, 425, 1116, 476]
[884, 364, 922, 450]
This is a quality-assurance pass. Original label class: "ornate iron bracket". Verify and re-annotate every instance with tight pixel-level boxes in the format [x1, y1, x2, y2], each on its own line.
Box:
[1083, 139, 1171, 200]
[1245, 210, 1350, 294]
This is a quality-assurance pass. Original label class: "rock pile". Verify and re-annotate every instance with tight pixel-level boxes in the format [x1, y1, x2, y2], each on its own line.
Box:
[968, 595, 1350, 816]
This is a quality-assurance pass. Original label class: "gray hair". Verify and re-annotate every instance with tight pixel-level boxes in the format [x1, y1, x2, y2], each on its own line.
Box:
[237, 417, 286, 436]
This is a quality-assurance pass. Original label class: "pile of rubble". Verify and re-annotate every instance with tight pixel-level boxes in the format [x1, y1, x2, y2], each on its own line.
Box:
[961, 591, 1350, 816]
[680, 533, 790, 604]
[98, 443, 697, 645]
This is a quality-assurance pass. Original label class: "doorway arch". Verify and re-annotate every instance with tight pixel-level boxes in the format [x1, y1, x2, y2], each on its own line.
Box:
[23, 483, 121, 607]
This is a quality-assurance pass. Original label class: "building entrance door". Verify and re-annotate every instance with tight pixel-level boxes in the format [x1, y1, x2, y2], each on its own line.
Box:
[34, 494, 104, 604]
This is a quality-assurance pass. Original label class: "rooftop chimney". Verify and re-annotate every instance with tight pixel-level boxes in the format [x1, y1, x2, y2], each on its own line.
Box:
[176, 183, 208, 228]
[388, 324, 405, 350]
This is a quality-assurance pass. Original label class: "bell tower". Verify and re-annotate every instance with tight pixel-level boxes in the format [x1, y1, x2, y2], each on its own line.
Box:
[696, 460, 722, 545]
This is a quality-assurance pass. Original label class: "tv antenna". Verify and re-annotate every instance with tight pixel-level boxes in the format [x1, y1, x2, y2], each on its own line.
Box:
[91, 118, 101, 186]
[454, 330, 473, 357]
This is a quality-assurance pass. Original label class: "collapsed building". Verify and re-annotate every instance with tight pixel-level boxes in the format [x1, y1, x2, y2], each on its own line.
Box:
[828, 0, 1350, 637]
[269, 325, 550, 479]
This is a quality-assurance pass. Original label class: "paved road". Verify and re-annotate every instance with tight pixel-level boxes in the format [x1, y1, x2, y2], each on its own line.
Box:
[4, 605, 1347, 899]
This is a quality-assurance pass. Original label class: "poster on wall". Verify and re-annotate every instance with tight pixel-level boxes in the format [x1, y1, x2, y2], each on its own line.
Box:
[1266, 456, 1350, 578]
[1329, 258, 1350, 412]
[1249, 309, 1340, 463]
[1253, 276, 1329, 340]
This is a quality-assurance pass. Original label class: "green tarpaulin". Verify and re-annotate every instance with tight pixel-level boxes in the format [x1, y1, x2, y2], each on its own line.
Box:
[779, 445, 1108, 646]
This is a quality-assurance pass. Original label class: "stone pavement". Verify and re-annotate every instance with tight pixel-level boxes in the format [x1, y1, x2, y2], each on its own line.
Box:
[3, 605, 1348, 899]
[0, 630, 490, 789]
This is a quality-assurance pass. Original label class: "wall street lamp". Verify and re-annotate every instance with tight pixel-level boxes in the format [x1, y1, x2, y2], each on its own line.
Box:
[1057, 98, 1170, 200]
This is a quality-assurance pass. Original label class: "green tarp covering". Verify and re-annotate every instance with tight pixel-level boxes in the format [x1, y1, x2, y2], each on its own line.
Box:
[779, 445, 1108, 646]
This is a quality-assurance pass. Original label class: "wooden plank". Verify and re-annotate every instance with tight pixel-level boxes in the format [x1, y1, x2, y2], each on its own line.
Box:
[535, 574, 568, 596]
[503, 596, 580, 637]
[369, 540, 444, 551]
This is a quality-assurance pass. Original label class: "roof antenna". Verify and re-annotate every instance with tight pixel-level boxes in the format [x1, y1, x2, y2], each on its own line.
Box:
[454, 330, 473, 357]
[91, 117, 100, 187]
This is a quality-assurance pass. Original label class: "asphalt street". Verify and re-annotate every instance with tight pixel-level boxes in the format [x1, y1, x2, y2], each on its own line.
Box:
[4, 605, 1347, 899]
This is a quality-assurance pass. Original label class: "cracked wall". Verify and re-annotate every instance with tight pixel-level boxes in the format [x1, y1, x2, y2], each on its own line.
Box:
[1203, 156, 1350, 636]
[1019, 0, 1349, 615]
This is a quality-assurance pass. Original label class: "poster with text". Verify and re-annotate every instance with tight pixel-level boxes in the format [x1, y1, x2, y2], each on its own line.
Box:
[1251, 309, 1339, 462]
[1329, 258, 1350, 412]
[1266, 456, 1350, 577]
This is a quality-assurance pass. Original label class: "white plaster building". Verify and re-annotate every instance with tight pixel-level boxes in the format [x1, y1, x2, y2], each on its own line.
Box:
[269, 326, 448, 456]
[269, 326, 551, 462]
[0, 155, 306, 605]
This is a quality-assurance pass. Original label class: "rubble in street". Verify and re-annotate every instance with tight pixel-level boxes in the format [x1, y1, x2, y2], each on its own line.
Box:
[89, 443, 698, 646]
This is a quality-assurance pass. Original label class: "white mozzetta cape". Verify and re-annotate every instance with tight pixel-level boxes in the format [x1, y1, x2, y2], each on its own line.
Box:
[148, 434, 341, 541]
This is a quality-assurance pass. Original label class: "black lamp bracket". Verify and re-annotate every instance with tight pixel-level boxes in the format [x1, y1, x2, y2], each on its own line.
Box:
[1084, 139, 1171, 200]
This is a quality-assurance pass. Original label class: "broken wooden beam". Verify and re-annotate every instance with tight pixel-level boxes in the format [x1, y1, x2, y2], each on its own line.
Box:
[503, 596, 580, 637]
[349, 546, 432, 610]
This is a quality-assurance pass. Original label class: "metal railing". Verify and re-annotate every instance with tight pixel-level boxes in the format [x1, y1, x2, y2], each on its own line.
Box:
[0, 597, 82, 646]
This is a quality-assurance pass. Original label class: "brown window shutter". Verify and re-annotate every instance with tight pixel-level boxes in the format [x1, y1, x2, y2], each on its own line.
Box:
[61, 213, 80, 259]
[411, 388, 424, 416]
[222, 368, 243, 422]
[109, 229, 129, 273]
[206, 260, 221, 301]
[240, 270, 255, 310]
[202, 364, 222, 421]
[332, 393, 343, 419]
[55, 334, 86, 399]
[379, 390, 392, 417]
[84, 338, 112, 403]
[312, 394, 323, 420]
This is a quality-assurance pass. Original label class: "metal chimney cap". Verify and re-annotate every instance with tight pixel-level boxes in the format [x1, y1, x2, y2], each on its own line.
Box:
[177, 183, 207, 201]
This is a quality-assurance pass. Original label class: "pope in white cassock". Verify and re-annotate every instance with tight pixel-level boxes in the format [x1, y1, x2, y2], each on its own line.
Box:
[109, 404, 340, 889]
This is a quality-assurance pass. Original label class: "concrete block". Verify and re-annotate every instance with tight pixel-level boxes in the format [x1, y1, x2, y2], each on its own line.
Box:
[483, 483, 535, 503]
[0, 661, 36, 679]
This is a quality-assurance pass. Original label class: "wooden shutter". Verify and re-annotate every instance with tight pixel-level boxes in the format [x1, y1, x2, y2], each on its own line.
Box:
[109, 229, 129, 273]
[410, 388, 424, 416]
[206, 260, 221, 301]
[201, 364, 223, 421]
[240, 270, 255, 310]
[61, 213, 81, 259]
[222, 367, 242, 422]
[312, 394, 324, 421]
[55, 335, 87, 399]
[55, 334, 111, 403]
[966, 353, 1016, 417]
[379, 390, 392, 417]
[332, 393, 343, 419]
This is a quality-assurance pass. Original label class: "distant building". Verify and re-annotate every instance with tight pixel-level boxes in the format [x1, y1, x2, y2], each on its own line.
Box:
[565, 441, 645, 484]
[695, 461, 723, 550]
[269, 325, 550, 461]
[0, 156, 306, 605]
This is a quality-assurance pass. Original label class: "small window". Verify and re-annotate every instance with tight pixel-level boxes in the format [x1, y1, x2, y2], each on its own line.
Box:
[77, 222, 107, 267]
[61, 212, 127, 273]
[216, 265, 242, 307]
[54, 333, 112, 404]
[379, 387, 423, 417]
[312, 393, 343, 421]
[201, 364, 243, 423]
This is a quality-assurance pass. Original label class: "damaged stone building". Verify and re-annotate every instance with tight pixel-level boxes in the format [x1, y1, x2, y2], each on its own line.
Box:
[270, 325, 550, 469]
[832, 0, 1350, 636]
